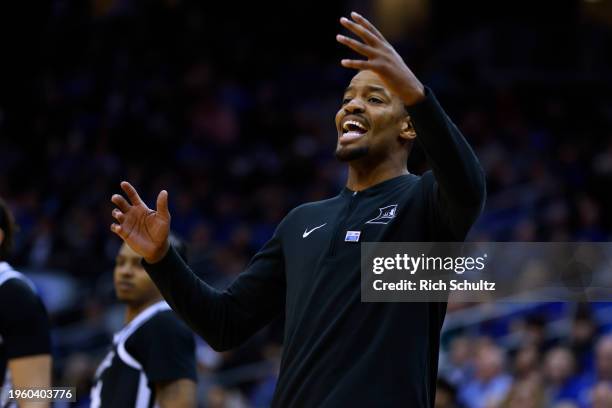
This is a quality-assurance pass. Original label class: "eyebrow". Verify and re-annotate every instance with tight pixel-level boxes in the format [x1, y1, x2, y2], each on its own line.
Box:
[344, 85, 390, 98]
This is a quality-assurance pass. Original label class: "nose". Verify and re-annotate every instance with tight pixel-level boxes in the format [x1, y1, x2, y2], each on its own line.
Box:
[117, 265, 133, 278]
[344, 98, 365, 114]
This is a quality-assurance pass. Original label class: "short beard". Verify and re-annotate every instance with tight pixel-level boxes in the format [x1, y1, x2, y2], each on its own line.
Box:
[335, 145, 369, 162]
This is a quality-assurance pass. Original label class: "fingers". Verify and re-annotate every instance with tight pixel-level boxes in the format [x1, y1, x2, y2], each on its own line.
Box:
[112, 208, 125, 223]
[336, 34, 375, 58]
[350, 12, 385, 42]
[120, 181, 145, 207]
[156, 190, 170, 219]
[110, 206, 127, 239]
[340, 16, 379, 46]
[110, 223, 124, 237]
[111, 194, 130, 213]
[341, 59, 375, 71]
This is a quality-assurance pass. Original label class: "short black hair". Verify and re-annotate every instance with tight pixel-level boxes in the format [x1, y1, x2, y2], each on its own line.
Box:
[168, 232, 188, 263]
[0, 197, 16, 260]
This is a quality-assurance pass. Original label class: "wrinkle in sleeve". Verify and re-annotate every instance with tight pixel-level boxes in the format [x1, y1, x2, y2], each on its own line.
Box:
[407, 88, 486, 239]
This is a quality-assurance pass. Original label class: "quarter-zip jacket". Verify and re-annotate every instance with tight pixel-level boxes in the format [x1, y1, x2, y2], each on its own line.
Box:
[144, 88, 486, 407]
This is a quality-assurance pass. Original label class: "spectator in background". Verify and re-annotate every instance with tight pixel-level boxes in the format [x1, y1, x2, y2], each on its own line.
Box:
[522, 315, 548, 350]
[543, 346, 579, 404]
[500, 372, 546, 408]
[569, 305, 597, 372]
[0, 198, 52, 408]
[571, 334, 612, 407]
[459, 343, 512, 408]
[440, 336, 474, 386]
[590, 382, 612, 408]
[512, 344, 540, 380]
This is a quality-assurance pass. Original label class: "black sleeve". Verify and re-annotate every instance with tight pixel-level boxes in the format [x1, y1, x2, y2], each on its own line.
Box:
[0, 279, 51, 359]
[142, 225, 286, 352]
[132, 312, 197, 384]
[407, 87, 486, 239]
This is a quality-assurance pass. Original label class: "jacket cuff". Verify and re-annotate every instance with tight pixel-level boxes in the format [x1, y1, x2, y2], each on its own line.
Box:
[141, 246, 181, 278]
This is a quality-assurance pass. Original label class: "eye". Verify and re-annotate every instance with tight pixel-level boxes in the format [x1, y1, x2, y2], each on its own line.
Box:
[368, 97, 383, 104]
[342, 97, 352, 105]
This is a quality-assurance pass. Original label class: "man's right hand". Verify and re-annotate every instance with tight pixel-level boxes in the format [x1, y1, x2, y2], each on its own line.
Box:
[110, 181, 171, 264]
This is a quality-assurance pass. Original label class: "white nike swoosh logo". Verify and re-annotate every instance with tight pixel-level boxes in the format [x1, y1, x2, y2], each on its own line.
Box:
[303, 223, 327, 238]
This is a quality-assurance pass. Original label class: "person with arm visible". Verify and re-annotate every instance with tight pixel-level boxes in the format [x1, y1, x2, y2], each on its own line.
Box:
[89, 235, 197, 408]
[110, 12, 485, 407]
[0, 198, 52, 408]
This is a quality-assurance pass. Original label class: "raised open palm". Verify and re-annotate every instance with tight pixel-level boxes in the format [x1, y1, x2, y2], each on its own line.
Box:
[110, 181, 171, 263]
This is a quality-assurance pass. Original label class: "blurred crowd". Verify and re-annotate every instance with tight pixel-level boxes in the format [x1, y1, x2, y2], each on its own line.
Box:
[437, 304, 612, 408]
[1, 0, 612, 406]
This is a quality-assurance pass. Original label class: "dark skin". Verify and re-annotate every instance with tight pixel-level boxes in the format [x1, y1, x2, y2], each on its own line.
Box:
[110, 12, 426, 263]
[335, 12, 427, 190]
[335, 70, 415, 190]
[113, 243, 197, 408]
[114, 243, 164, 322]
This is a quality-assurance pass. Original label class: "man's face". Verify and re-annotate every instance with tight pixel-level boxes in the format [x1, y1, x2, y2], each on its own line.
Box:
[114, 243, 160, 305]
[334, 70, 413, 162]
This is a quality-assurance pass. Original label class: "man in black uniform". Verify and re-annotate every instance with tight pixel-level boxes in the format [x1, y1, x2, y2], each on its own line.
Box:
[109, 12, 486, 407]
[90, 236, 197, 408]
[0, 198, 52, 408]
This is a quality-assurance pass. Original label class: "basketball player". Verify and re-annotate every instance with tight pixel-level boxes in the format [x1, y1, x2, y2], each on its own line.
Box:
[90, 236, 197, 408]
[0, 198, 52, 408]
[110, 12, 486, 407]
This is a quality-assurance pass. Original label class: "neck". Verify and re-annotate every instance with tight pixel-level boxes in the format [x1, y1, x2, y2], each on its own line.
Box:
[345, 155, 409, 191]
[124, 297, 162, 324]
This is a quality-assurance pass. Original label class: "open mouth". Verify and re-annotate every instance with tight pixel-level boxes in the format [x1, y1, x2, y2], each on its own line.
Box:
[340, 119, 368, 144]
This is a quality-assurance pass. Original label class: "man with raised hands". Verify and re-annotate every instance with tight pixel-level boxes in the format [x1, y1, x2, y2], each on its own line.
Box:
[110, 12, 485, 407]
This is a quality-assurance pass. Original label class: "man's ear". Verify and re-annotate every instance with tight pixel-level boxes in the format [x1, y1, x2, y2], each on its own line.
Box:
[399, 117, 416, 141]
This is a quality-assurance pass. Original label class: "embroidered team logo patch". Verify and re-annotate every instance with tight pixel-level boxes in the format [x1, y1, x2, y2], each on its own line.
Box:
[366, 204, 399, 225]
[344, 231, 361, 242]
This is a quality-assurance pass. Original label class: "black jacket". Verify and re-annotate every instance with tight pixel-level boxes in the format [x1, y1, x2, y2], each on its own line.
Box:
[144, 88, 486, 407]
